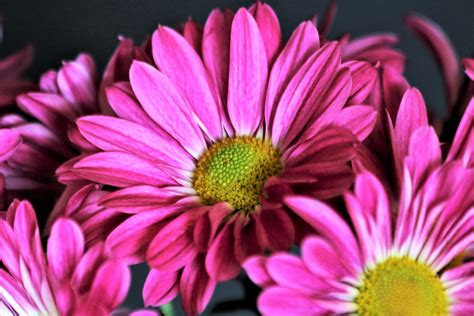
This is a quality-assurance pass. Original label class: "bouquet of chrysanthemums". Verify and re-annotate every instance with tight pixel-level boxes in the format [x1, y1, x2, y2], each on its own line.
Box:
[1, 1, 472, 315]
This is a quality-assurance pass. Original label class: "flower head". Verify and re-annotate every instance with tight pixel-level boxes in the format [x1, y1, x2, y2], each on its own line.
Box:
[65, 3, 381, 314]
[245, 162, 473, 315]
[0, 200, 133, 315]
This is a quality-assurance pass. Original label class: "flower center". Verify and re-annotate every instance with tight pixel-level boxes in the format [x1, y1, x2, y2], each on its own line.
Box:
[355, 257, 448, 316]
[193, 136, 283, 213]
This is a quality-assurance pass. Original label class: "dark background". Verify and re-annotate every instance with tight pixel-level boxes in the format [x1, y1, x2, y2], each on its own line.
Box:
[1, 0, 473, 314]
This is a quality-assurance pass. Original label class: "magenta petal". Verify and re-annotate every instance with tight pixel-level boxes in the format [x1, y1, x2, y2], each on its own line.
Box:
[106, 210, 177, 264]
[57, 53, 97, 113]
[394, 88, 428, 163]
[89, 260, 131, 311]
[302, 236, 348, 278]
[249, 2, 282, 65]
[0, 129, 22, 162]
[258, 286, 324, 316]
[129, 61, 206, 157]
[147, 211, 198, 272]
[180, 256, 216, 316]
[233, 214, 264, 263]
[143, 268, 180, 307]
[227, 8, 268, 135]
[272, 42, 341, 148]
[182, 19, 203, 54]
[259, 208, 294, 251]
[285, 196, 361, 274]
[266, 253, 329, 294]
[344, 61, 377, 105]
[406, 14, 461, 107]
[47, 218, 85, 282]
[77, 115, 194, 171]
[0, 45, 34, 80]
[73, 152, 177, 187]
[205, 220, 241, 281]
[152, 26, 223, 140]
[193, 202, 230, 251]
[332, 105, 377, 141]
[202, 9, 234, 110]
[242, 255, 273, 287]
[265, 21, 319, 135]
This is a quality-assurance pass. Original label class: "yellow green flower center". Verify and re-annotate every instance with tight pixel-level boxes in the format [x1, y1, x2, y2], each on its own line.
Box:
[355, 257, 448, 316]
[193, 136, 283, 213]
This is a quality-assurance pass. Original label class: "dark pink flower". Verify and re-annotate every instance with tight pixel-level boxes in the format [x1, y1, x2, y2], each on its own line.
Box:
[0, 200, 137, 315]
[245, 158, 473, 315]
[66, 4, 380, 314]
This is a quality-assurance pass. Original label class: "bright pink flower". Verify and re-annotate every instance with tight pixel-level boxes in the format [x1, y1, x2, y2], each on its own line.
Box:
[66, 4, 379, 314]
[0, 200, 136, 315]
[245, 162, 473, 315]
[0, 44, 34, 108]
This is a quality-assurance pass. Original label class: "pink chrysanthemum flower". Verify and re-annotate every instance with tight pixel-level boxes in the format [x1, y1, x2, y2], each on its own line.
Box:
[67, 4, 382, 314]
[0, 200, 146, 315]
[245, 163, 473, 315]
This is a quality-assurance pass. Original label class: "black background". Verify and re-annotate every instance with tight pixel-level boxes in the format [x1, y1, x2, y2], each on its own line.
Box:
[1, 0, 473, 314]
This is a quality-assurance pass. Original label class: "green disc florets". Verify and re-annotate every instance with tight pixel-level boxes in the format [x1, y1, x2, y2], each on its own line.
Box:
[356, 257, 448, 316]
[193, 136, 283, 213]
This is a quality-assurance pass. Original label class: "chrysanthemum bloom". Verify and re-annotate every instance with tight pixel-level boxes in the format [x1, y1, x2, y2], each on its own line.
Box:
[0, 42, 34, 108]
[244, 162, 473, 315]
[67, 3, 380, 314]
[0, 200, 143, 315]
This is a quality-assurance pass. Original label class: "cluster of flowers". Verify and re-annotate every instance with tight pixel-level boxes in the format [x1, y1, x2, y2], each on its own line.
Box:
[1, 2, 473, 315]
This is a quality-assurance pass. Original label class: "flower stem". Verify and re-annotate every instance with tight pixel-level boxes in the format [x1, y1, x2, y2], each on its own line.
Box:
[161, 302, 175, 316]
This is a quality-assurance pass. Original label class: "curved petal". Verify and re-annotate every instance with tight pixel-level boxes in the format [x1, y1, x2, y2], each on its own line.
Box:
[152, 26, 222, 140]
[143, 269, 179, 307]
[258, 286, 325, 316]
[129, 61, 206, 158]
[227, 8, 268, 135]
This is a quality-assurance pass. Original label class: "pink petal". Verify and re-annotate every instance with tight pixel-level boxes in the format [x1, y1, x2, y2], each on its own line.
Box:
[259, 208, 295, 251]
[129, 61, 206, 157]
[258, 286, 324, 315]
[266, 253, 330, 294]
[394, 88, 428, 164]
[285, 196, 361, 274]
[39, 70, 59, 93]
[342, 33, 399, 60]
[202, 8, 234, 110]
[106, 209, 179, 264]
[146, 211, 198, 272]
[406, 14, 461, 107]
[73, 152, 177, 187]
[405, 126, 441, 186]
[301, 236, 348, 278]
[271, 42, 341, 148]
[344, 61, 377, 105]
[182, 19, 203, 54]
[57, 53, 97, 113]
[193, 202, 231, 252]
[380, 65, 410, 120]
[89, 260, 131, 311]
[143, 269, 180, 306]
[265, 21, 319, 136]
[77, 115, 194, 171]
[332, 105, 377, 141]
[205, 220, 241, 281]
[152, 26, 222, 140]
[227, 8, 268, 135]
[105, 82, 164, 132]
[233, 214, 264, 263]
[318, 0, 337, 36]
[47, 218, 85, 282]
[180, 255, 216, 316]
[242, 255, 273, 287]
[0, 129, 22, 162]
[249, 2, 282, 65]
